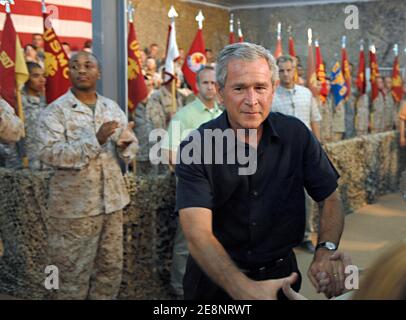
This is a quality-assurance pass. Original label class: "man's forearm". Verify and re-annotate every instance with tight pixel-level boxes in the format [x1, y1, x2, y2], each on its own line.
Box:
[311, 122, 321, 141]
[180, 207, 253, 299]
[317, 191, 344, 246]
[400, 120, 405, 144]
[186, 232, 252, 299]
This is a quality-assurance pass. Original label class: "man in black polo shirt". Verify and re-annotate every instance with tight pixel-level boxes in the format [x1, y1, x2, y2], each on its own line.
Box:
[175, 43, 346, 300]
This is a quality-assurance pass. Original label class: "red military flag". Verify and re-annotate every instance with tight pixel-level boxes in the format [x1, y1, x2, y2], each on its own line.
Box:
[355, 41, 366, 95]
[273, 22, 282, 58]
[127, 21, 148, 113]
[391, 44, 403, 103]
[43, 6, 71, 104]
[288, 34, 296, 57]
[315, 40, 328, 103]
[0, 10, 29, 115]
[229, 14, 235, 44]
[182, 11, 206, 94]
[341, 36, 351, 99]
[369, 45, 380, 102]
[306, 29, 318, 97]
[287, 27, 299, 84]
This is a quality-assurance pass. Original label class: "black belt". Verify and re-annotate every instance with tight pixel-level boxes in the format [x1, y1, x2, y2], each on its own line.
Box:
[239, 252, 291, 274]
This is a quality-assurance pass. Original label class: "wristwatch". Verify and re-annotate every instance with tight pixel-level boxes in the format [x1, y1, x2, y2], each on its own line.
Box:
[315, 241, 337, 251]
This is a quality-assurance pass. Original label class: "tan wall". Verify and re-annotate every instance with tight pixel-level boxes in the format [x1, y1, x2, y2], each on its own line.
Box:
[234, 0, 406, 70]
[132, 0, 229, 59]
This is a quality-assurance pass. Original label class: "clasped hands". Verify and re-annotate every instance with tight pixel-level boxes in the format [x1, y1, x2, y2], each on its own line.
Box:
[96, 121, 138, 149]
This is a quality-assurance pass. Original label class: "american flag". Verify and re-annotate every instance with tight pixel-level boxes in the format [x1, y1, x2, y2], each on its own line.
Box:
[0, 0, 92, 51]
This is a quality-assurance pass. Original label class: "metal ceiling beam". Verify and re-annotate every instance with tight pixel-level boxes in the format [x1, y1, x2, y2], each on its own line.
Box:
[180, 0, 380, 11]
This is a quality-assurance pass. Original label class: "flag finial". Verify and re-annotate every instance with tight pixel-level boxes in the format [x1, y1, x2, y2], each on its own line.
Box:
[168, 5, 178, 20]
[128, 1, 135, 23]
[342, 36, 347, 49]
[0, 0, 15, 13]
[196, 10, 204, 29]
[307, 28, 312, 45]
[41, 0, 47, 14]
[394, 43, 399, 56]
[237, 18, 243, 38]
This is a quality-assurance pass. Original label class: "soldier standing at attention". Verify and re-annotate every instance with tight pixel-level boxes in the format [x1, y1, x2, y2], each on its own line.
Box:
[317, 79, 333, 144]
[383, 76, 396, 131]
[36, 51, 138, 299]
[21, 62, 47, 169]
[146, 78, 185, 132]
[370, 76, 386, 134]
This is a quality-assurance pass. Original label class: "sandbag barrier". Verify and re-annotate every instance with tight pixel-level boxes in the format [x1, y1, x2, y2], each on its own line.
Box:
[0, 132, 405, 299]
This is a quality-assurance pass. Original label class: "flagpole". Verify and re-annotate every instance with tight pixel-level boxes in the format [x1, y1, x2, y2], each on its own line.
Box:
[127, 1, 137, 177]
[5, 0, 29, 168]
[168, 6, 178, 114]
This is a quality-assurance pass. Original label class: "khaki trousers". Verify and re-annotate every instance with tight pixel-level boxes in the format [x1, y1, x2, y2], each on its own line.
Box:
[46, 210, 123, 300]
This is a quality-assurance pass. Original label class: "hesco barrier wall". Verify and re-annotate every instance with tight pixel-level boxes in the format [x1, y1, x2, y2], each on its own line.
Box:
[0, 131, 405, 299]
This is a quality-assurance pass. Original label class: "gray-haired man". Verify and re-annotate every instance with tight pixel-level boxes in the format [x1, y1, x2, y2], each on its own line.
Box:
[176, 43, 346, 300]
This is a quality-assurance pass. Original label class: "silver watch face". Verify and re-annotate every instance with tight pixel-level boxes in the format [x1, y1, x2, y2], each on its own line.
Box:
[325, 242, 336, 250]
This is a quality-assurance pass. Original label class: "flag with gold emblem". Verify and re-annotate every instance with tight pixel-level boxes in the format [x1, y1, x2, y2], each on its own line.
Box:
[341, 37, 351, 100]
[391, 47, 403, 103]
[128, 21, 148, 113]
[355, 42, 366, 95]
[43, 10, 71, 104]
[0, 11, 29, 114]
[315, 40, 328, 103]
[369, 45, 380, 102]
[330, 61, 347, 108]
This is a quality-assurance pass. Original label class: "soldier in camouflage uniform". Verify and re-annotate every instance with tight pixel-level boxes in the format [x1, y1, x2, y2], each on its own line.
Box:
[0, 98, 25, 168]
[0, 97, 24, 144]
[0, 63, 47, 169]
[130, 75, 155, 175]
[317, 79, 333, 144]
[344, 79, 357, 139]
[383, 76, 396, 131]
[21, 62, 47, 169]
[331, 97, 346, 142]
[370, 77, 385, 134]
[146, 81, 185, 131]
[37, 52, 137, 300]
[146, 80, 186, 174]
[354, 93, 370, 136]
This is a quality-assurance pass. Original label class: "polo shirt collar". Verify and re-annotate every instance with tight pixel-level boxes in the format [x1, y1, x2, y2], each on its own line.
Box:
[195, 97, 220, 113]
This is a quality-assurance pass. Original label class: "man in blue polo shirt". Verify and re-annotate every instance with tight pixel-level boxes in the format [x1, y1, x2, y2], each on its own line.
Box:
[175, 43, 347, 300]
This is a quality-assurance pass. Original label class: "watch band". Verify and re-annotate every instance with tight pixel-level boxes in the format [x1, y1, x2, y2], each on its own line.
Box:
[315, 241, 337, 251]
